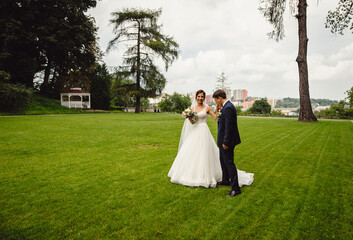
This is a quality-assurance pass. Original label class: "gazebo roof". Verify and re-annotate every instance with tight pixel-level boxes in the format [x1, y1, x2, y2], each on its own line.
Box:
[61, 87, 89, 94]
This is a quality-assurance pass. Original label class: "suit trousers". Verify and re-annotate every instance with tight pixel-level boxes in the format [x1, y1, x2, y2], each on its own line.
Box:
[219, 146, 240, 191]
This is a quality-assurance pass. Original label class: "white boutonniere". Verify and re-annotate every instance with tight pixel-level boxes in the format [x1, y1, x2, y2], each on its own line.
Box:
[216, 111, 222, 120]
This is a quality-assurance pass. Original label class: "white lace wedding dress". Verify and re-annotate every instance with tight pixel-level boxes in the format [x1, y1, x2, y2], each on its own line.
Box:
[168, 105, 254, 188]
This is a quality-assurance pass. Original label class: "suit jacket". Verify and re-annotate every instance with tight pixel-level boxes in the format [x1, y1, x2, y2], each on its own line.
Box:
[217, 101, 241, 148]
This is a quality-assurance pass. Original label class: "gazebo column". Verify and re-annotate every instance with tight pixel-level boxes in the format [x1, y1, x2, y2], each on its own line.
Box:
[68, 94, 71, 108]
[88, 94, 91, 108]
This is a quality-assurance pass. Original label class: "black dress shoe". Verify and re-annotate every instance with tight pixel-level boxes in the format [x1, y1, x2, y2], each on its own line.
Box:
[226, 190, 241, 197]
[217, 181, 231, 186]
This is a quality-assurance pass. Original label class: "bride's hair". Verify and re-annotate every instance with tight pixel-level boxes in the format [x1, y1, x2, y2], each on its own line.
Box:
[195, 90, 206, 99]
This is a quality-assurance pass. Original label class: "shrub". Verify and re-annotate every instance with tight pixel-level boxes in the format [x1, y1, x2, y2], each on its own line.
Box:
[0, 71, 11, 82]
[159, 93, 191, 113]
[0, 81, 33, 111]
[249, 99, 271, 114]
[320, 101, 353, 119]
[270, 109, 285, 117]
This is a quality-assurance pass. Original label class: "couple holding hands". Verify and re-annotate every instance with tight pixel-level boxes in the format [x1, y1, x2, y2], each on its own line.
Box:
[168, 89, 253, 197]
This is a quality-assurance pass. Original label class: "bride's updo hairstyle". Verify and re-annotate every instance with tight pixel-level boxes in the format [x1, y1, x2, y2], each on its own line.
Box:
[195, 90, 206, 99]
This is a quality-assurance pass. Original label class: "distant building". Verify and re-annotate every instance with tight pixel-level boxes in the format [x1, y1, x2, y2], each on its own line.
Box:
[241, 99, 256, 109]
[314, 106, 330, 112]
[232, 101, 242, 107]
[224, 88, 232, 99]
[205, 95, 212, 105]
[233, 89, 248, 102]
[148, 93, 166, 107]
[266, 99, 277, 109]
[274, 108, 298, 115]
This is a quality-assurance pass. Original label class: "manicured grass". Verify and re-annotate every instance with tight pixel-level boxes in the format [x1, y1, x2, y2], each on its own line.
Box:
[0, 114, 352, 239]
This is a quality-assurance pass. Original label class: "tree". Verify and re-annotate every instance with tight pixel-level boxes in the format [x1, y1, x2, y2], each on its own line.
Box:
[110, 69, 151, 109]
[0, 0, 99, 96]
[346, 87, 353, 108]
[321, 100, 353, 119]
[214, 72, 231, 98]
[108, 8, 179, 113]
[111, 70, 136, 107]
[0, 0, 39, 88]
[215, 72, 230, 90]
[259, 0, 317, 122]
[159, 93, 191, 113]
[170, 93, 192, 113]
[158, 94, 173, 112]
[235, 106, 242, 115]
[90, 64, 111, 110]
[326, 0, 353, 35]
[250, 99, 272, 114]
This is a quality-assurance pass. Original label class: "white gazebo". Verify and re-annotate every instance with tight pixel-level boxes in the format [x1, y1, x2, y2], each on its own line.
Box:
[60, 87, 91, 109]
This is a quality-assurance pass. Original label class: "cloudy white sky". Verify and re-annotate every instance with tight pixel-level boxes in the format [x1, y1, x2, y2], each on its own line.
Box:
[88, 0, 353, 100]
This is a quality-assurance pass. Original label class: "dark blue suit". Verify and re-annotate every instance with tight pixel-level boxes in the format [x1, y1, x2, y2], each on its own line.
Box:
[217, 101, 241, 191]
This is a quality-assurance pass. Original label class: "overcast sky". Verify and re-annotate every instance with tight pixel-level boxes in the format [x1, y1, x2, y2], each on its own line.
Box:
[88, 0, 353, 100]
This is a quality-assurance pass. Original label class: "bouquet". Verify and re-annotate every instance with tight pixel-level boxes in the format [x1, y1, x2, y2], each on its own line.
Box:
[182, 108, 197, 124]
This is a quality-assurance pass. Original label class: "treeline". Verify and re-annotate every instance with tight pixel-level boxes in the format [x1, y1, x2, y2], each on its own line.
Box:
[275, 98, 338, 108]
[0, 0, 101, 112]
[0, 0, 99, 96]
[0, 3, 179, 113]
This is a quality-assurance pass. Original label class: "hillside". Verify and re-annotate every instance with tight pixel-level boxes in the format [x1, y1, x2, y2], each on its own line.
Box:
[0, 94, 85, 115]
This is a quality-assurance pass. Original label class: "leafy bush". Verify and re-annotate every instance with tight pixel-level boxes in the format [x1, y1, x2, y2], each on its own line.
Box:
[270, 109, 285, 117]
[159, 93, 191, 113]
[320, 101, 353, 119]
[236, 106, 242, 115]
[250, 99, 271, 114]
[0, 81, 33, 111]
[0, 71, 11, 82]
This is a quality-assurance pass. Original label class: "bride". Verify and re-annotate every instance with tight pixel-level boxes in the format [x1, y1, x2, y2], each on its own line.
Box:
[168, 90, 254, 188]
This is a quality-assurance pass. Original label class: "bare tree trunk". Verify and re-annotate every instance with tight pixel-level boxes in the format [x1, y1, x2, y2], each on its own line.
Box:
[135, 21, 141, 113]
[296, 0, 317, 122]
[41, 56, 52, 96]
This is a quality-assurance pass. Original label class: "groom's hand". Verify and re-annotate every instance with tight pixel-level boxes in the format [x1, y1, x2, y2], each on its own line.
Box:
[222, 144, 229, 150]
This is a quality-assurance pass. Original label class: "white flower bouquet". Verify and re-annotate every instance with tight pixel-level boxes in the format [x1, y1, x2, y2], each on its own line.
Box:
[182, 108, 197, 124]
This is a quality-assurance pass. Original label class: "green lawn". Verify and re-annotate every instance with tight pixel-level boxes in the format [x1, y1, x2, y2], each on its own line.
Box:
[0, 114, 352, 239]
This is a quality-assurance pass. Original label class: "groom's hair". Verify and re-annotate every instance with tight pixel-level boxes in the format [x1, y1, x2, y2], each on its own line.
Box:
[213, 89, 226, 99]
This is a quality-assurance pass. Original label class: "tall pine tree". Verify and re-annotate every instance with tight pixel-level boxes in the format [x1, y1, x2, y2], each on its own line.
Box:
[108, 8, 179, 113]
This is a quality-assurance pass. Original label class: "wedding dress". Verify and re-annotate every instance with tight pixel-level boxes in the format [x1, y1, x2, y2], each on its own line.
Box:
[168, 105, 254, 188]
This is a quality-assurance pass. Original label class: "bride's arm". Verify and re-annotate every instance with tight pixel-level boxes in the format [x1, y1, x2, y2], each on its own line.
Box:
[207, 106, 218, 120]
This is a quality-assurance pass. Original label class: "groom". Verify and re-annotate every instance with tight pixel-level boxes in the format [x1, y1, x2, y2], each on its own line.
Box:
[213, 90, 241, 197]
